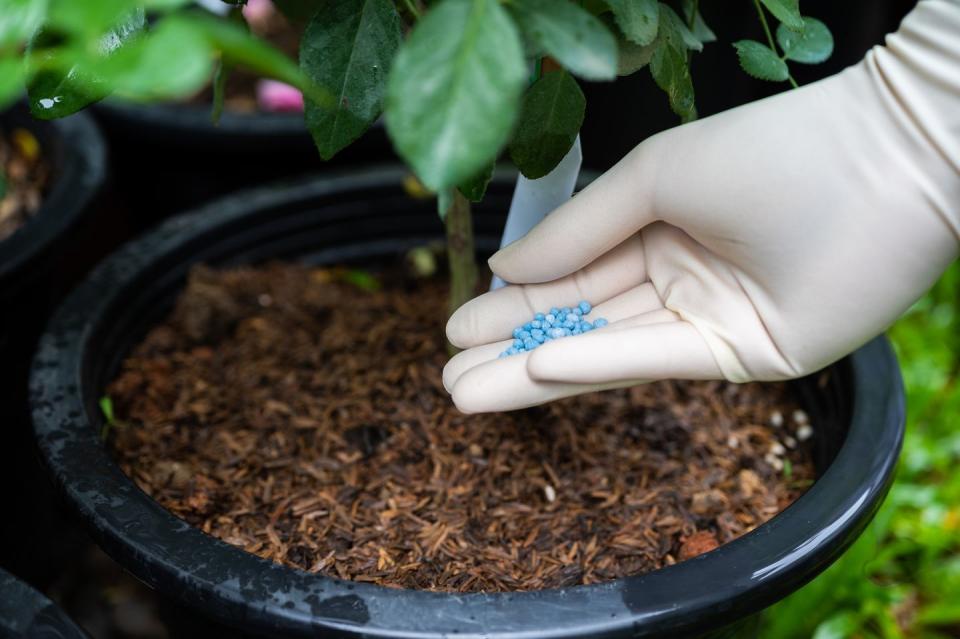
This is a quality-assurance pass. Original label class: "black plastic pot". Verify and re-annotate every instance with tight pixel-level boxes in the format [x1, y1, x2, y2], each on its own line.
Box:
[0, 103, 106, 589]
[31, 168, 905, 638]
[92, 100, 396, 231]
[0, 103, 106, 317]
[0, 568, 89, 639]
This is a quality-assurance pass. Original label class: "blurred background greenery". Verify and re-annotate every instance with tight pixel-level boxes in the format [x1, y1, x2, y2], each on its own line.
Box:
[763, 264, 960, 638]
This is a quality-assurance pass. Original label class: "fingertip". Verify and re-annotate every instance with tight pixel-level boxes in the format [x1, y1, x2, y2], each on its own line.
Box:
[441, 353, 462, 393]
[443, 340, 514, 393]
[444, 308, 469, 349]
[487, 243, 521, 283]
[450, 392, 478, 415]
[525, 340, 565, 382]
[445, 293, 510, 349]
[450, 376, 490, 415]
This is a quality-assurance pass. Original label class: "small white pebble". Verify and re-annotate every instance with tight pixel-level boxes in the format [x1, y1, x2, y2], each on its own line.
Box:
[783, 435, 797, 449]
[792, 409, 809, 425]
[258, 293, 273, 307]
[544, 485, 556, 503]
[797, 424, 814, 442]
[769, 442, 786, 456]
[769, 411, 783, 428]
[727, 435, 739, 449]
[764, 453, 784, 471]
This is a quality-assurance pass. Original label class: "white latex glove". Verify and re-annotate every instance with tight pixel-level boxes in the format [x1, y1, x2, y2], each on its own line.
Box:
[443, 0, 960, 414]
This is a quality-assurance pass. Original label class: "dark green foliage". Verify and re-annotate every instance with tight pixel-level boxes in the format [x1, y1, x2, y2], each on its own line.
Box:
[509, 0, 617, 81]
[733, 39, 789, 81]
[777, 17, 833, 64]
[385, 0, 525, 191]
[509, 70, 585, 180]
[301, 0, 401, 159]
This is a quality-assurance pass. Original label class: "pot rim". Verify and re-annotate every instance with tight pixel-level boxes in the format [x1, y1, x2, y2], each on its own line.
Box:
[0, 567, 89, 638]
[93, 98, 306, 140]
[30, 167, 905, 639]
[0, 105, 106, 290]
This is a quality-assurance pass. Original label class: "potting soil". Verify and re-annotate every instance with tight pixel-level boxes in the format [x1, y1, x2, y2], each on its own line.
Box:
[107, 262, 817, 592]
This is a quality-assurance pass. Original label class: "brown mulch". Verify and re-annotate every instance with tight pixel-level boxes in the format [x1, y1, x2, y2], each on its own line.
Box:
[0, 127, 49, 242]
[107, 262, 817, 593]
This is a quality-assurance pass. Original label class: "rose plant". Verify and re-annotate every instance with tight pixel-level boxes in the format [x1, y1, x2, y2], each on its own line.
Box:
[0, 0, 834, 315]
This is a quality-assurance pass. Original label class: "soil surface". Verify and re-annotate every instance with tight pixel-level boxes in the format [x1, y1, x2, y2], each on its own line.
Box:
[108, 262, 817, 592]
[0, 126, 49, 242]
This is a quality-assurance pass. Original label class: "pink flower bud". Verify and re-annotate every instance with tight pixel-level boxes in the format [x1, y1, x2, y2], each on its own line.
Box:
[242, 0, 274, 26]
[256, 79, 304, 113]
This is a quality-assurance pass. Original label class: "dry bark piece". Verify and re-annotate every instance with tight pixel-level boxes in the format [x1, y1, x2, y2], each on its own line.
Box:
[108, 262, 817, 593]
[678, 531, 720, 560]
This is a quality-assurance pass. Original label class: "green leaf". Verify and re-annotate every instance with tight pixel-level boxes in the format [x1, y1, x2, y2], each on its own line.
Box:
[142, 0, 194, 9]
[301, 0, 401, 160]
[27, 48, 105, 119]
[599, 12, 653, 76]
[100, 16, 213, 101]
[812, 612, 861, 639]
[342, 268, 381, 291]
[188, 12, 330, 106]
[651, 39, 694, 119]
[777, 16, 833, 64]
[385, 0, 525, 191]
[211, 58, 230, 125]
[581, 0, 611, 16]
[211, 7, 244, 125]
[733, 39, 789, 82]
[604, 0, 658, 46]
[457, 161, 494, 202]
[272, 0, 321, 21]
[917, 601, 960, 625]
[617, 36, 655, 75]
[659, 3, 701, 52]
[437, 188, 453, 220]
[44, 0, 133, 38]
[0, 58, 23, 111]
[649, 4, 696, 120]
[681, 0, 716, 43]
[0, 0, 47, 48]
[26, 9, 146, 119]
[508, 70, 584, 179]
[759, 0, 803, 30]
[99, 396, 115, 424]
[510, 0, 617, 81]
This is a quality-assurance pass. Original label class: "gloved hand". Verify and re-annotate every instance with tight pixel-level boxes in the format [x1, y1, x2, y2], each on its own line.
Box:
[443, 0, 960, 414]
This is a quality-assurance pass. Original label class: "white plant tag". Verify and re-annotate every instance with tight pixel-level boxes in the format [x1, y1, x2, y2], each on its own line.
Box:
[491, 136, 582, 290]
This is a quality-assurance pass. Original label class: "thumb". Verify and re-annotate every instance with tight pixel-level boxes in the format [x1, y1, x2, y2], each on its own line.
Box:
[490, 142, 662, 284]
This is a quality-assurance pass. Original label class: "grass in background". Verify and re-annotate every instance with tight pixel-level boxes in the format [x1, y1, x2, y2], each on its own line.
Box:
[763, 264, 960, 638]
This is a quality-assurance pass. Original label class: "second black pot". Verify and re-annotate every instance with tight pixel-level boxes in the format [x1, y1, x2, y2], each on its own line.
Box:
[31, 167, 904, 638]
[0, 568, 89, 639]
[92, 100, 396, 232]
[0, 103, 107, 589]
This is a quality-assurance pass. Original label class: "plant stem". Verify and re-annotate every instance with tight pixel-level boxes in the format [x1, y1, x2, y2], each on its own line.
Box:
[445, 189, 478, 328]
[752, 0, 777, 54]
[684, 1, 699, 88]
[687, 0, 699, 30]
[402, 0, 421, 20]
[753, 0, 798, 88]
